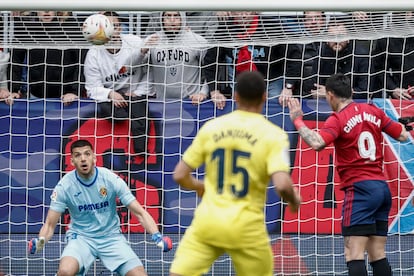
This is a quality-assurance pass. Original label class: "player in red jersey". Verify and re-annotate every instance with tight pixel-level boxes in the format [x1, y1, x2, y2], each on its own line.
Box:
[288, 73, 409, 276]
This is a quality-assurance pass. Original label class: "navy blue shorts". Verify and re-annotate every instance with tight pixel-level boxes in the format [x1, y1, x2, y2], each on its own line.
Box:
[342, 180, 391, 236]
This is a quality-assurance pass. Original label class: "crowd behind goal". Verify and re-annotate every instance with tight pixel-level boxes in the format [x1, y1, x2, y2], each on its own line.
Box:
[0, 10, 413, 105]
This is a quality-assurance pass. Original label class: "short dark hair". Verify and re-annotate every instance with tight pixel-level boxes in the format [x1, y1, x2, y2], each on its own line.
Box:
[102, 11, 124, 24]
[70, 139, 93, 153]
[235, 71, 266, 103]
[325, 73, 352, 99]
[102, 11, 120, 18]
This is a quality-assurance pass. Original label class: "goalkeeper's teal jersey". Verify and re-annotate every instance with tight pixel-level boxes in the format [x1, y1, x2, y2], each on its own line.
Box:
[182, 110, 290, 248]
[50, 167, 135, 237]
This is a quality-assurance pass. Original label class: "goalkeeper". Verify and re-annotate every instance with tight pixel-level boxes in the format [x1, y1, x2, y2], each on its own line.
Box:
[28, 139, 172, 276]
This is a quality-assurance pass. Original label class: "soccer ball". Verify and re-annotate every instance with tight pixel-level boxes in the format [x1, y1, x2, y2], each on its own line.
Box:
[82, 14, 114, 45]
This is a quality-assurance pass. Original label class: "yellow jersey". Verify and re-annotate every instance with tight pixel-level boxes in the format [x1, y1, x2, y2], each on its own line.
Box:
[182, 110, 290, 248]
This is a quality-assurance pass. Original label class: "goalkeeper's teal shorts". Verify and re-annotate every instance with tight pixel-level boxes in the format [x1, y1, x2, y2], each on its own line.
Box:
[61, 232, 142, 276]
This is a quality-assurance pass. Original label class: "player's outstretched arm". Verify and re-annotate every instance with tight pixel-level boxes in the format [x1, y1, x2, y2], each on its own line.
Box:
[272, 171, 301, 213]
[127, 200, 172, 252]
[288, 98, 326, 151]
[28, 209, 61, 254]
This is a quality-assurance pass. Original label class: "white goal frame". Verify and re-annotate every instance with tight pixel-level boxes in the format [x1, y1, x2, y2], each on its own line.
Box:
[1, 0, 414, 11]
[1, 3, 414, 276]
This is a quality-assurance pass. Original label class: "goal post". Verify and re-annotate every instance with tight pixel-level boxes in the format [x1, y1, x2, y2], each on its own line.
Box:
[1, 0, 414, 11]
[0, 6, 413, 276]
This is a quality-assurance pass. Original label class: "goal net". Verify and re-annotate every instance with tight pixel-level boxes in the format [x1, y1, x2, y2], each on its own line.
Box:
[0, 9, 413, 276]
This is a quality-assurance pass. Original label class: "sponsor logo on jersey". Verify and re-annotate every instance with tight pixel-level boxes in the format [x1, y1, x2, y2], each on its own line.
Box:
[78, 200, 109, 212]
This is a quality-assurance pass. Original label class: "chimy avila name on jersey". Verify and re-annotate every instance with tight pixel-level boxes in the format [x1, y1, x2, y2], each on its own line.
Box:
[344, 112, 381, 133]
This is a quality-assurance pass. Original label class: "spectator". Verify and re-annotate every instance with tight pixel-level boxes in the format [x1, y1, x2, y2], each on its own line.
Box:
[16, 11, 81, 43]
[349, 11, 387, 33]
[280, 11, 326, 105]
[351, 11, 370, 22]
[372, 12, 414, 100]
[144, 11, 209, 103]
[84, 11, 155, 157]
[11, 11, 36, 42]
[144, 11, 221, 41]
[0, 49, 21, 105]
[96, 11, 130, 34]
[10, 11, 83, 104]
[1, 17, 20, 105]
[308, 20, 370, 100]
[57, 11, 84, 41]
[302, 10, 327, 35]
[215, 11, 232, 22]
[204, 11, 286, 109]
[57, 11, 74, 23]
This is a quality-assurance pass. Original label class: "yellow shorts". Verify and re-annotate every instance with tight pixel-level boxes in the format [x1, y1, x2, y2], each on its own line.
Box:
[170, 227, 273, 276]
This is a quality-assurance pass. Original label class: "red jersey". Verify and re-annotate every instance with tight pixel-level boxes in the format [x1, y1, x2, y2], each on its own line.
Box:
[319, 102, 402, 189]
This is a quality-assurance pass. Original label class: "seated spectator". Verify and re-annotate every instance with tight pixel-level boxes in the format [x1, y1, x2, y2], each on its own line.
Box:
[372, 12, 414, 100]
[301, 10, 327, 35]
[204, 11, 286, 109]
[84, 11, 155, 156]
[280, 11, 326, 105]
[14, 11, 81, 43]
[143, 11, 222, 41]
[308, 20, 370, 100]
[1, 17, 20, 105]
[57, 11, 84, 42]
[12, 11, 36, 43]
[144, 11, 209, 103]
[10, 11, 83, 104]
[96, 11, 130, 34]
[0, 49, 21, 105]
[57, 11, 74, 22]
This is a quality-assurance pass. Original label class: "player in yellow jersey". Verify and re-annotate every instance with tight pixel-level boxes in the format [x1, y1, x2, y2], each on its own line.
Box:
[170, 71, 301, 276]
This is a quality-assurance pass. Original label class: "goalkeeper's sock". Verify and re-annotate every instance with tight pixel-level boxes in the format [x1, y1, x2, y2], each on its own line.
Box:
[370, 258, 392, 276]
[347, 260, 368, 276]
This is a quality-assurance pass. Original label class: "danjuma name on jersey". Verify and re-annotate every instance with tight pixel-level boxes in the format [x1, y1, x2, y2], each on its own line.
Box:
[213, 129, 258, 146]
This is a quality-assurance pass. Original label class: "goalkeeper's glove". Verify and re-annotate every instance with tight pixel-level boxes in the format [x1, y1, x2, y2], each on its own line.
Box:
[28, 237, 46, 254]
[151, 232, 172, 252]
